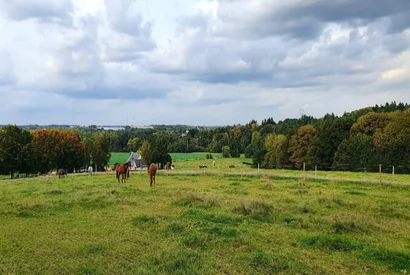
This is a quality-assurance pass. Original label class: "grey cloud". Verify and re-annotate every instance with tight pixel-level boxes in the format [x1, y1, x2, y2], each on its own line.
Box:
[276, 0, 410, 23]
[386, 11, 410, 34]
[101, 0, 156, 62]
[0, 0, 73, 24]
[214, 0, 410, 40]
[147, 0, 410, 88]
[48, 15, 102, 78]
[104, 0, 153, 38]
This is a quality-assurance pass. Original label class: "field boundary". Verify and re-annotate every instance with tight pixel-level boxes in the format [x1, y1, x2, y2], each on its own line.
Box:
[158, 170, 409, 186]
[1, 169, 409, 186]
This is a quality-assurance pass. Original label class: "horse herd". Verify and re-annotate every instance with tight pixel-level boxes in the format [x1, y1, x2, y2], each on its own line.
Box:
[57, 160, 235, 187]
[115, 162, 159, 187]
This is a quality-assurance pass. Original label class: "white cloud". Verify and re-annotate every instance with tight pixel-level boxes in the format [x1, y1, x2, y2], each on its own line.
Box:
[381, 68, 408, 80]
[0, 0, 410, 126]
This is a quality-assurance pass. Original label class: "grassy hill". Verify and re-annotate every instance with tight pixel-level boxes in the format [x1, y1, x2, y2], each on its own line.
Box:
[1, 166, 410, 274]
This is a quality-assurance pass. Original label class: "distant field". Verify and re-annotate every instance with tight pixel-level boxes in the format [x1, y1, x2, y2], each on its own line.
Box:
[170, 152, 223, 161]
[109, 152, 225, 166]
[108, 152, 130, 166]
[1, 170, 410, 274]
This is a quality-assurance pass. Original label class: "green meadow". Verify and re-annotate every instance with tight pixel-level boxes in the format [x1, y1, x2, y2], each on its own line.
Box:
[108, 152, 225, 167]
[108, 152, 130, 166]
[1, 160, 410, 274]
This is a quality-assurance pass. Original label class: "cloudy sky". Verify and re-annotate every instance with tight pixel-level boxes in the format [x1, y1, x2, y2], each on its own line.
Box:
[0, 0, 409, 126]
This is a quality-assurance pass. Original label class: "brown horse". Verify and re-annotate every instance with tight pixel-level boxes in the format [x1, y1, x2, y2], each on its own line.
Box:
[115, 162, 131, 183]
[57, 169, 67, 179]
[148, 163, 157, 187]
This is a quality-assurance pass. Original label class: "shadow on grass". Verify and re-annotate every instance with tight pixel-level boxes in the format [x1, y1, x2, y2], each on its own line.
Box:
[299, 235, 410, 272]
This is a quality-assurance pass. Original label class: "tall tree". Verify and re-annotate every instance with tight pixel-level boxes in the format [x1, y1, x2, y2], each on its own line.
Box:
[32, 129, 61, 173]
[127, 137, 139, 152]
[249, 131, 266, 168]
[373, 109, 410, 173]
[151, 131, 171, 165]
[89, 132, 111, 171]
[0, 125, 34, 178]
[264, 134, 290, 169]
[333, 134, 377, 171]
[222, 146, 231, 158]
[350, 112, 394, 136]
[309, 115, 355, 167]
[140, 140, 152, 165]
[56, 131, 84, 172]
[288, 125, 316, 169]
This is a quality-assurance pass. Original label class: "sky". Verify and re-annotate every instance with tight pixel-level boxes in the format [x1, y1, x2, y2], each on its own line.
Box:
[0, 0, 409, 126]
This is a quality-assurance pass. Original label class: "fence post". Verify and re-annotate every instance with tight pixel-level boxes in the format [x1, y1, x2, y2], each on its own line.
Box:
[379, 164, 382, 184]
[303, 162, 306, 182]
[258, 163, 260, 171]
[392, 166, 395, 181]
[315, 165, 317, 179]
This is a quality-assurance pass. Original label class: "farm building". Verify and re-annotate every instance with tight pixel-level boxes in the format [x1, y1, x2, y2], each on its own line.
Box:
[126, 152, 142, 170]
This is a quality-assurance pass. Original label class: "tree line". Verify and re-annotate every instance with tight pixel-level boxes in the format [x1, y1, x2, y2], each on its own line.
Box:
[0, 128, 111, 178]
[1, 101, 409, 177]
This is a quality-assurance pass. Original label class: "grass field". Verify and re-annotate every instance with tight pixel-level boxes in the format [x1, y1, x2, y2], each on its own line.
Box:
[1, 162, 410, 274]
[170, 152, 223, 161]
[109, 152, 225, 167]
[108, 152, 130, 166]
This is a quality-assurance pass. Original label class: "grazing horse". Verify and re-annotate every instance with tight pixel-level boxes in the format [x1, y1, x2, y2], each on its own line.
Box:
[115, 162, 131, 183]
[148, 163, 157, 187]
[57, 169, 67, 179]
[229, 164, 235, 168]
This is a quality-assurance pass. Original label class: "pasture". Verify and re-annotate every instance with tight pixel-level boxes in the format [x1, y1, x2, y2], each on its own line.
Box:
[170, 152, 224, 161]
[108, 152, 130, 167]
[108, 152, 224, 167]
[1, 166, 410, 274]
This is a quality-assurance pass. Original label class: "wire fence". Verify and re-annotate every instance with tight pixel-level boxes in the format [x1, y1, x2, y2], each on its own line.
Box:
[1, 161, 408, 185]
[271, 163, 406, 174]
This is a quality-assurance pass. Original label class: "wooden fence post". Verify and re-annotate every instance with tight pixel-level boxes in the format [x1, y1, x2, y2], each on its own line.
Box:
[315, 165, 317, 179]
[392, 166, 395, 181]
[379, 164, 382, 184]
[303, 162, 306, 182]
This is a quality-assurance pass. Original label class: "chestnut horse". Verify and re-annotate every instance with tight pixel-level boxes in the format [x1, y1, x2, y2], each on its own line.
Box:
[115, 162, 131, 183]
[148, 163, 157, 187]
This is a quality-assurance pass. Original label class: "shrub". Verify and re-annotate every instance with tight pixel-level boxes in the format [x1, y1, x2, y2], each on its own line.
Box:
[222, 146, 230, 158]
